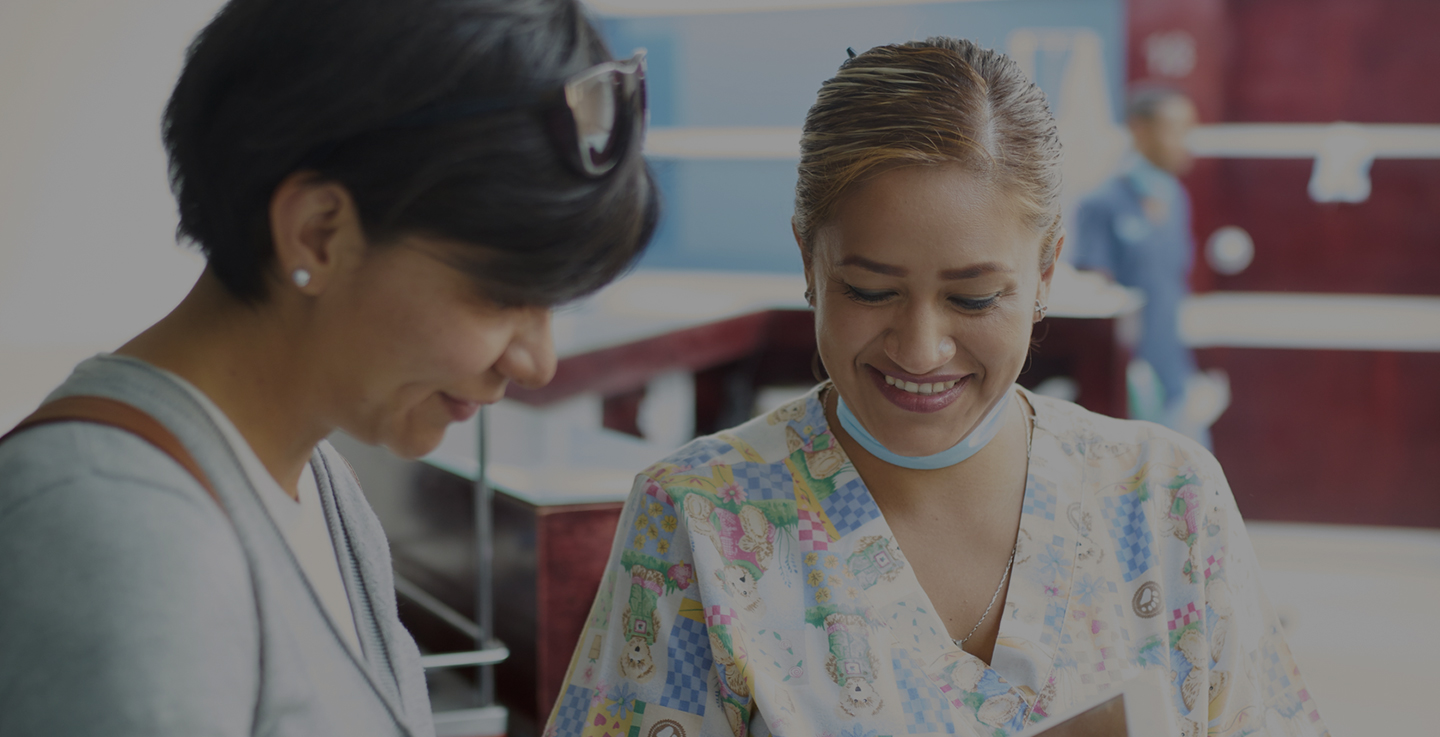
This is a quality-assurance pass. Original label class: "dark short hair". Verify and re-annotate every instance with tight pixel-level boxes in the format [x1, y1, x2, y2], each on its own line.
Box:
[163, 0, 659, 305]
[1125, 85, 1189, 122]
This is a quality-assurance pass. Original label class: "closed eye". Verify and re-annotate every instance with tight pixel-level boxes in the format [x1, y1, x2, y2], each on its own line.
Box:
[842, 282, 1006, 311]
[842, 284, 893, 304]
[951, 294, 1001, 311]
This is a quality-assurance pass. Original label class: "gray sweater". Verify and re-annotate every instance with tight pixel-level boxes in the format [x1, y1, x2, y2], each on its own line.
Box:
[0, 355, 436, 736]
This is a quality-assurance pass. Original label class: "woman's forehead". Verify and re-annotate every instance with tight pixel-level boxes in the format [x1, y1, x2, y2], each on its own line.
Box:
[817, 166, 1039, 271]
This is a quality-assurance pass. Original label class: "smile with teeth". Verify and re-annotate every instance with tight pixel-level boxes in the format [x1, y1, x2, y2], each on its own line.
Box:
[884, 375, 959, 395]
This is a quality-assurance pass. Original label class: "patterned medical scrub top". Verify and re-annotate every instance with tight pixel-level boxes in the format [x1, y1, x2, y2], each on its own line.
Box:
[545, 385, 1327, 737]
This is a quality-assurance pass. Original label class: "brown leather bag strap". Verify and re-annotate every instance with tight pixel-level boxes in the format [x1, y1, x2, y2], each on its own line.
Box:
[0, 395, 226, 515]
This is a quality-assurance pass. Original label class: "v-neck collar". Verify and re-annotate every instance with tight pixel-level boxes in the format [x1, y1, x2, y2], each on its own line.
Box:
[801, 383, 1081, 724]
[310, 448, 407, 707]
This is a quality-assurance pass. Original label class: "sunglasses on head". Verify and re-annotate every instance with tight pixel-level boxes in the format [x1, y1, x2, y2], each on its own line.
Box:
[364, 49, 648, 179]
[552, 50, 648, 177]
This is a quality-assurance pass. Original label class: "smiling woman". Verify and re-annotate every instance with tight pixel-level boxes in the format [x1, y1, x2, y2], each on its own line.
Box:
[0, 1, 657, 735]
[812, 165, 1044, 455]
[549, 38, 1326, 737]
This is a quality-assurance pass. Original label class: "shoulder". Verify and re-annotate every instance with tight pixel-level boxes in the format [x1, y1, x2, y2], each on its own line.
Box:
[0, 450, 252, 608]
[0, 420, 247, 578]
[1, 420, 238, 534]
[0, 418, 248, 603]
[642, 386, 826, 483]
[0, 427, 258, 731]
[631, 391, 823, 548]
[1030, 391, 1223, 483]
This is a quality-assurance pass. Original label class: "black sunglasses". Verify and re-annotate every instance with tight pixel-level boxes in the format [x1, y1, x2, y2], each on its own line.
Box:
[351, 50, 648, 178]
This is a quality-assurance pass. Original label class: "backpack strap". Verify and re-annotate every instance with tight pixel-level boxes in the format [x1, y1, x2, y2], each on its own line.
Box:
[0, 395, 226, 515]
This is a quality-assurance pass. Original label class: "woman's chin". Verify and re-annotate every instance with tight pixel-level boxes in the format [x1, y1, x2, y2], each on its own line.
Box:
[377, 421, 449, 461]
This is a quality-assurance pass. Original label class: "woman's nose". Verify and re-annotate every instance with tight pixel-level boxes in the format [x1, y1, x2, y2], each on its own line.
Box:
[884, 303, 956, 374]
[497, 307, 558, 389]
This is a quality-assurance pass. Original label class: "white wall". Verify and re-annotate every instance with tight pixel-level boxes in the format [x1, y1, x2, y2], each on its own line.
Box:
[0, 0, 225, 428]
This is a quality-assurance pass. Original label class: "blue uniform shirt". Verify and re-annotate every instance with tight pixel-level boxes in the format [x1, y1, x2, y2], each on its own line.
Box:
[1073, 154, 1197, 405]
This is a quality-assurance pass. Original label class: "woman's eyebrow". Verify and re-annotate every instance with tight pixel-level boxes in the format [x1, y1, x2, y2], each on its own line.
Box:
[838, 255, 905, 276]
[837, 255, 1012, 280]
[940, 262, 1013, 279]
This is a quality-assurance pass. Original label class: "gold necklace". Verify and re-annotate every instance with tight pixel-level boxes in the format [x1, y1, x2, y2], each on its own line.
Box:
[954, 391, 1033, 650]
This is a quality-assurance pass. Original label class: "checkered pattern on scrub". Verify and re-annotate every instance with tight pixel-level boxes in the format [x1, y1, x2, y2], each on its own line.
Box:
[892, 647, 955, 735]
[1203, 548, 1225, 581]
[705, 605, 740, 628]
[1074, 637, 1128, 692]
[1040, 600, 1068, 647]
[796, 508, 831, 551]
[1255, 638, 1303, 716]
[665, 441, 726, 471]
[554, 684, 595, 737]
[624, 701, 648, 737]
[1101, 491, 1156, 583]
[1022, 477, 1059, 521]
[1091, 608, 1130, 653]
[792, 401, 828, 435]
[818, 476, 881, 537]
[730, 461, 790, 501]
[1167, 602, 1201, 631]
[660, 615, 712, 716]
[643, 477, 675, 507]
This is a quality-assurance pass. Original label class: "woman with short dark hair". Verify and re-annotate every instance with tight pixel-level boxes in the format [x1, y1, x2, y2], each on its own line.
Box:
[0, 1, 657, 735]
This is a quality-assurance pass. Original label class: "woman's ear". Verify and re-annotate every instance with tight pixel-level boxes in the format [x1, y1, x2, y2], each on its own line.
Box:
[268, 172, 368, 295]
[792, 217, 815, 301]
[1037, 231, 1066, 308]
[792, 217, 811, 269]
[1045, 231, 1066, 281]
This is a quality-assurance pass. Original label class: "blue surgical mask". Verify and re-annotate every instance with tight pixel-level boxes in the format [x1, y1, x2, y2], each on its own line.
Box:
[835, 388, 1012, 470]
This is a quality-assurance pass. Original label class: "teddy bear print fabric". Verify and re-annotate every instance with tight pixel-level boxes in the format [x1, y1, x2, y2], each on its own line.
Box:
[545, 384, 1327, 737]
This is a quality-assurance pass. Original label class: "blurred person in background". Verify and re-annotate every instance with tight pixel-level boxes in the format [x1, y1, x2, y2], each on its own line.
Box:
[547, 40, 1322, 737]
[0, 0, 657, 735]
[1073, 87, 1226, 446]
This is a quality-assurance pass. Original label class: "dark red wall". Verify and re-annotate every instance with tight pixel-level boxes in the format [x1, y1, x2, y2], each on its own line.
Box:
[1224, 0, 1440, 125]
[1127, 0, 1440, 526]
[1205, 158, 1440, 295]
[1213, 0, 1440, 295]
[1202, 348, 1440, 527]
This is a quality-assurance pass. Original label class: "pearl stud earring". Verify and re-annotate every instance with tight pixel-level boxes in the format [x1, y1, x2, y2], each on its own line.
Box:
[292, 268, 312, 288]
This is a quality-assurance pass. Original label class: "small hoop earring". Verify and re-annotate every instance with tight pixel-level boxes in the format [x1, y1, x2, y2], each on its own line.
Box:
[292, 268, 312, 288]
[1034, 299, 1048, 322]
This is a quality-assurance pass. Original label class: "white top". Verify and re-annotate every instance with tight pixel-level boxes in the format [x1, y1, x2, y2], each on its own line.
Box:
[161, 369, 363, 657]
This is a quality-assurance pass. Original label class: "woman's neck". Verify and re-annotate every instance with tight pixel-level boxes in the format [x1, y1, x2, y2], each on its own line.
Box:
[823, 385, 1031, 534]
[116, 270, 328, 500]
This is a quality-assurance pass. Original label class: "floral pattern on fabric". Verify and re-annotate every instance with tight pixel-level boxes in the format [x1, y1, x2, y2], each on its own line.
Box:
[545, 385, 1328, 737]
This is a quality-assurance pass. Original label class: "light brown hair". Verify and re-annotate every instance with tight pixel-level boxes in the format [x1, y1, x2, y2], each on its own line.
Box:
[794, 37, 1064, 270]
